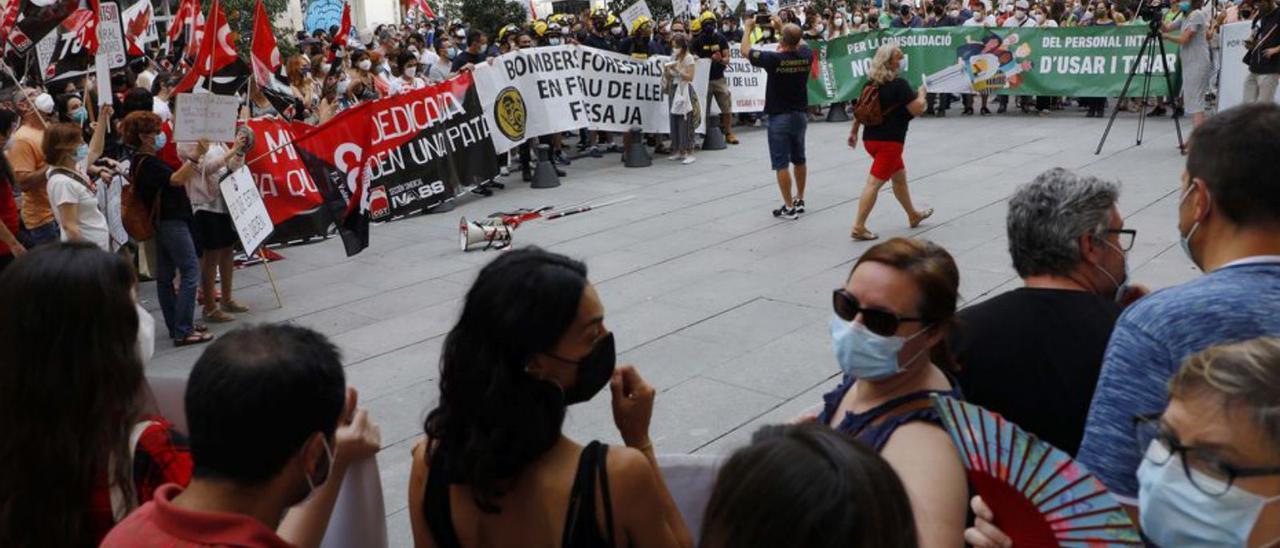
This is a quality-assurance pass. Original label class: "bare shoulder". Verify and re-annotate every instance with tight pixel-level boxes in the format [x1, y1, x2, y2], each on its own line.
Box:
[410, 437, 431, 482]
[880, 421, 963, 471]
[604, 444, 653, 487]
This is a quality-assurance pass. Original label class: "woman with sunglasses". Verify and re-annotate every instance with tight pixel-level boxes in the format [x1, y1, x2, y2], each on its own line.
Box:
[814, 237, 968, 548]
[966, 336, 1280, 546]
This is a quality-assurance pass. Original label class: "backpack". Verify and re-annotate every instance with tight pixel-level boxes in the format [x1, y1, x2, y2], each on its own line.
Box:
[853, 82, 899, 127]
[121, 154, 160, 241]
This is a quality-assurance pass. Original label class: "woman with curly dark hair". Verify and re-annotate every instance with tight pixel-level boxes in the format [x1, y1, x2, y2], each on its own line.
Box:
[408, 247, 693, 548]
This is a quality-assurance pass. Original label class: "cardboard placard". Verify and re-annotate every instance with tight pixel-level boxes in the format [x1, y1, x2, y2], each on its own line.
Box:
[220, 166, 275, 252]
[174, 93, 241, 142]
[620, 0, 653, 32]
[97, 1, 127, 69]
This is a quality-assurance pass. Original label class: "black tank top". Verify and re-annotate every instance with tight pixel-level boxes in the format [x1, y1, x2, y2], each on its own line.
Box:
[424, 441, 616, 548]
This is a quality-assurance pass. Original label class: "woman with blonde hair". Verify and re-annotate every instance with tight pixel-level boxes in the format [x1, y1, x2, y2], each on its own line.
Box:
[967, 337, 1280, 547]
[846, 44, 933, 241]
[44, 106, 111, 249]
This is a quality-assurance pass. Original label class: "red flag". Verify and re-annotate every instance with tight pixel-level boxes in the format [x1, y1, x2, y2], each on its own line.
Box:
[167, 0, 196, 48]
[333, 1, 352, 47]
[65, 5, 99, 56]
[123, 0, 153, 56]
[250, 0, 281, 86]
[0, 0, 20, 43]
[414, 0, 436, 18]
[174, 0, 238, 93]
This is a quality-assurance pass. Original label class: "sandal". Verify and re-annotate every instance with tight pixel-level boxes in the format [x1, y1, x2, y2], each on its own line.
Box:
[910, 208, 935, 228]
[851, 229, 879, 241]
[203, 308, 236, 323]
[221, 300, 250, 314]
[174, 331, 214, 347]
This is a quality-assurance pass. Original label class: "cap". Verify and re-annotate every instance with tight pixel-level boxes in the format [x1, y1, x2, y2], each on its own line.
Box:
[34, 93, 54, 114]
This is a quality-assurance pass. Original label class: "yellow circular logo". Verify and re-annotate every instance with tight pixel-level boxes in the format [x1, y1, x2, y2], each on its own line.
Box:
[494, 87, 527, 142]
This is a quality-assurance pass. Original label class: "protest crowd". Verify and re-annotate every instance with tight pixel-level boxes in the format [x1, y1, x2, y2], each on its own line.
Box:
[1, 0, 1280, 545]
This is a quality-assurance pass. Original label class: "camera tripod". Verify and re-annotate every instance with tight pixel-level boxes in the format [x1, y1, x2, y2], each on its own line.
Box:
[1095, 25, 1186, 154]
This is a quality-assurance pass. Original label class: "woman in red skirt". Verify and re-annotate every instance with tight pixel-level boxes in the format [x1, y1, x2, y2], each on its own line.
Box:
[847, 43, 934, 241]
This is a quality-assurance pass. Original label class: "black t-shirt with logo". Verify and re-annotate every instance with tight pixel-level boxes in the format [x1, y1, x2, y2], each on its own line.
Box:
[692, 31, 731, 80]
[861, 77, 916, 143]
[747, 46, 813, 114]
[450, 50, 489, 73]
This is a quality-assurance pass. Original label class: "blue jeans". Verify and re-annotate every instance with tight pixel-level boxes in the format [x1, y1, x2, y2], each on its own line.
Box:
[18, 220, 60, 248]
[766, 111, 807, 171]
[155, 219, 201, 339]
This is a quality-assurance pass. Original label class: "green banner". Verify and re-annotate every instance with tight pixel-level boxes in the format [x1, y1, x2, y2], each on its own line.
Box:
[807, 26, 1180, 104]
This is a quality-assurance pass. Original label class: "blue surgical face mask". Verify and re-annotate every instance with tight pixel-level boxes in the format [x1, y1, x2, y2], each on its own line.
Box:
[70, 107, 88, 125]
[73, 143, 89, 164]
[1092, 236, 1129, 302]
[154, 133, 167, 151]
[1177, 184, 1202, 268]
[447, 46, 459, 58]
[1180, 1, 1192, 9]
[829, 315, 930, 381]
[1138, 441, 1280, 547]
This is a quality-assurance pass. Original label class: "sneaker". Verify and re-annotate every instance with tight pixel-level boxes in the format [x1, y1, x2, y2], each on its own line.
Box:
[471, 186, 493, 197]
[682, 156, 697, 165]
[499, 166, 510, 177]
[667, 154, 684, 161]
[725, 133, 739, 145]
[792, 199, 806, 214]
[589, 145, 603, 158]
[772, 205, 798, 220]
[555, 152, 571, 166]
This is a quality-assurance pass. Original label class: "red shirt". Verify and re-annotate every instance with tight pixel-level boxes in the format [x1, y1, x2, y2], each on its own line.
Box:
[158, 121, 183, 170]
[0, 168, 18, 257]
[101, 484, 295, 548]
[88, 417, 194, 545]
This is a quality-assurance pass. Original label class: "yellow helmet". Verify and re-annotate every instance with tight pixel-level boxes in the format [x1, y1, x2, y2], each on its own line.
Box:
[497, 23, 520, 43]
[548, 13, 566, 25]
[631, 15, 653, 35]
[691, 10, 716, 31]
[532, 20, 549, 37]
[605, 13, 620, 27]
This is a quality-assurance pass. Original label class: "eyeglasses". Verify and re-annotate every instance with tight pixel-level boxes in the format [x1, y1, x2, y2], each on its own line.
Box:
[1133, 413, 1280, 497]
[832, 289, 925, 337]
[1099, 228, 1136, 252]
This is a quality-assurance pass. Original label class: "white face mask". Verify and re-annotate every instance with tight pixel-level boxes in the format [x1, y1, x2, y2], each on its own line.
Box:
[1138, 442, 1280, 547]
[321, 63, 332, 73]
[611, 26, 623, 35]
[357, 59, 372, 71]
[135, 302, 154, 364]
[817, 23, 827, 32]
[854, 15, 865, 23]
[949, 9, 961, 16]
[835, 17, 845, 25]
[549, 37, 562, 45]
[404, 66, 417, 77]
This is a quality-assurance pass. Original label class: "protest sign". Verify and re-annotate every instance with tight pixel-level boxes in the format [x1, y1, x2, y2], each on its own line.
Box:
[620, 0, 653, 32]
[221, 166, 275, 252]
[97, 1, 127, 69]
[475, 45, 711, 153]
[807, 26, 1178, 105]
[99, 174, 128, 251]
[1218, 21, 1274, 110]
[711, 43, 770, 114]
[174, 93, 241, 142]
[474, 45, 590, 154]
[579, 47, 710, 134]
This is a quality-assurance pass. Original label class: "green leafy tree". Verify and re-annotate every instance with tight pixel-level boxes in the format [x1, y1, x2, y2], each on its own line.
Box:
[451, 0, 528, 36]
[198, 0, 297, 60]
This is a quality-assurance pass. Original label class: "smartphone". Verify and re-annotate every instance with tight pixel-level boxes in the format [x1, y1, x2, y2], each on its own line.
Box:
[756, 12, 771, 24]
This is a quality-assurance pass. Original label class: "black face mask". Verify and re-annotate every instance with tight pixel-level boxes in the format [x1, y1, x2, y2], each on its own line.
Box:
[552, 332, 617, 405]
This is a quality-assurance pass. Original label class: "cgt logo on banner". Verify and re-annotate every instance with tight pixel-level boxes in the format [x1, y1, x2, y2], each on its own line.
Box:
[474, 44, 711, 154]
[290, 70, 498, 256]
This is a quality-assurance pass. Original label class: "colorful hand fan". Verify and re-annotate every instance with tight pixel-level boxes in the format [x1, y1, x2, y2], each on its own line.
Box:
[930, 394, 1143, 548]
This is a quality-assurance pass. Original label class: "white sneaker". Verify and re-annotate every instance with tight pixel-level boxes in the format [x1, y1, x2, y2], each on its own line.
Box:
[682, 156, 697, 165]
[499, 166, 510, 177]
[668, 154, 684, 161]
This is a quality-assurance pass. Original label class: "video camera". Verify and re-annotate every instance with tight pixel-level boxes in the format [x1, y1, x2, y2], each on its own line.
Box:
[1137, 0, 1171, 29]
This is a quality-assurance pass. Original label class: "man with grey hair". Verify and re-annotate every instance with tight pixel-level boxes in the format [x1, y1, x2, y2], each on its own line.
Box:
[952, 167, 1143, 456]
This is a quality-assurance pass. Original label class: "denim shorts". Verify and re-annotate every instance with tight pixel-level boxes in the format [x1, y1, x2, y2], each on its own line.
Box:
[766, 111, 807, 171]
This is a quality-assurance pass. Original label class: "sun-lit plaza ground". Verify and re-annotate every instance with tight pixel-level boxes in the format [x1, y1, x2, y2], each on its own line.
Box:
[143, 108, 1198, 544]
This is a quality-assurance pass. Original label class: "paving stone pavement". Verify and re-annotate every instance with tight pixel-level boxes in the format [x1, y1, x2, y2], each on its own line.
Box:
[142, 109, 1200, 546]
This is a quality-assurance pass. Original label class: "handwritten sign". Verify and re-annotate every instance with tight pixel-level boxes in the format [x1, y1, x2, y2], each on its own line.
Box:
[620, 0, 653, 33]
[220, 166, 274, 252]
[174, 93, 241, 142]
[98, 2, 127, 68]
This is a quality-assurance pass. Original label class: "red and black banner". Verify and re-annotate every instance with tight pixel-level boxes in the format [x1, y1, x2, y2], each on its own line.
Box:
[243, 117, 330, 244]
[289, 71, 498, 256]
[9, 0, 78, 53]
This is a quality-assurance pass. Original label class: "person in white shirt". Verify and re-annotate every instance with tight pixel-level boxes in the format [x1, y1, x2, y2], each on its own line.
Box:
[44, 109, 112, 250]
[427, 39, 455, 84]
[180, 134, 248, 323]
[395, 51, 427, 94]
